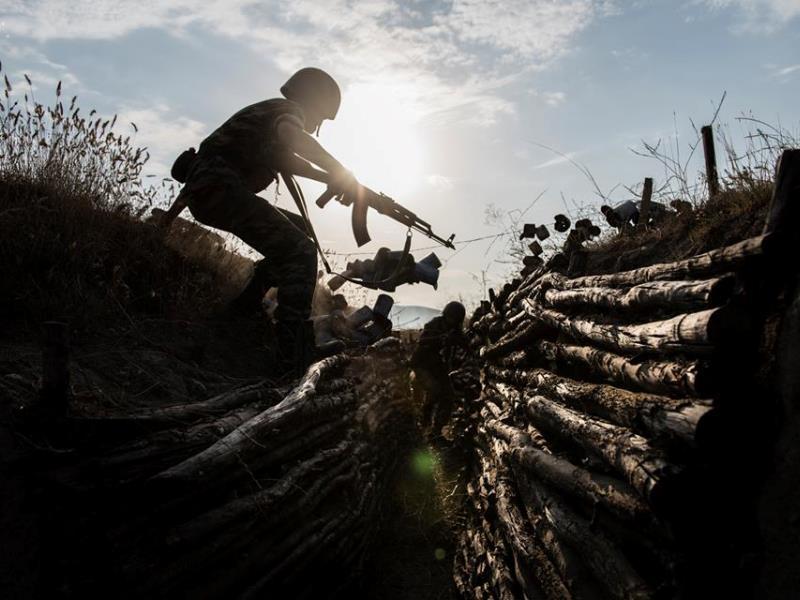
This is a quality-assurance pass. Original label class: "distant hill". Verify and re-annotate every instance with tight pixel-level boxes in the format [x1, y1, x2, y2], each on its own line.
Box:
[389, 305, 440, 330]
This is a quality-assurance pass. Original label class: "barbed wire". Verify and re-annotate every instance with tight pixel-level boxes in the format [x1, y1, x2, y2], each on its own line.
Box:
[322, 211, 579, 260]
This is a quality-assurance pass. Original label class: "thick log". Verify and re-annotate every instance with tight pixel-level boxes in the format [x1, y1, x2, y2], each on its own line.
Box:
[134, 381, 285, 422]
[240, 471, 377, 598]
[466, 480, 523, 600]
[505, 268, 547, 310]
[152, 356, 350, 484]
[476, 450, 571, 600]
[491, 350, 534, 370]
[137, 457, 364, 597]
[523, 394, 681, 505]
[152, 457, 363, 595]
[480, 320, 549, 359]
[483, 418, 649, 523]
[523, 300, 751, 356]
[486, 366, 713, 446]
[472, 311, 501, 335]
[501, 309, 529, 333]
[167, 441, 360, 548]
[73, 385, 287, 441]
[488, 447, 603, 600]
[540, 275, 735, 314]
[536, 340, 709, 397]
[98, 403, 268, 480]
[538, 233, 773, 289]
[514, 467, 653, 600]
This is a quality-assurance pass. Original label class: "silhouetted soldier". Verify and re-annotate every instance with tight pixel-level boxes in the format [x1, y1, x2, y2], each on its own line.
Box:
[409, 301, 467, 437]
[161, 68, 357, 372]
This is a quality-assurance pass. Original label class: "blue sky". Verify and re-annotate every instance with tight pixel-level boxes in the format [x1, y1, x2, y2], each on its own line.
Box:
[1, 0, 798, 309]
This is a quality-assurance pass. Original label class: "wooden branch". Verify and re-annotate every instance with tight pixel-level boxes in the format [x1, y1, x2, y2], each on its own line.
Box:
[491, 452, 603, 600]
[523, 393, 681, 505]
[466, 479, 524, 600]
[98, 403, 268, 481]
[491, 350, 534, 370]
[483, 418, 649, 522]
[701, 126, 719, 199]
[108, 383, 286, 431]
[486, 366, 713, 446]
[523, 300, 751, 356]
[536, 340, 710, 397]
[240, 470, 377, 598]
[477, 450, 571, 600]
[514, 467, 653, 600]
[638, 177, 654, 228]
[501, 309, 529, 333]
[480, 320, 549, 359]
[540, 275, 735, 314]
[542, 234, 774, 289]
[472, 312, 500, 335]
[167, 441, 360, 549]
[152, 358, 354, 485]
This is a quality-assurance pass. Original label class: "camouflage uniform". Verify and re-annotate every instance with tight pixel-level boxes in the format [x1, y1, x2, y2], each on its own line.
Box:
[179, 99, 317, 332]
[409, 316, 465, 434]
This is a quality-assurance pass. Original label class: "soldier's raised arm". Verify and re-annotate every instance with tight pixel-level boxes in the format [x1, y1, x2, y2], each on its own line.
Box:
[275, 119, 357, 194]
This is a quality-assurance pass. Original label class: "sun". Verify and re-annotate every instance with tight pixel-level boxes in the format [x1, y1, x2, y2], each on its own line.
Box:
[324, 81, 426, 199]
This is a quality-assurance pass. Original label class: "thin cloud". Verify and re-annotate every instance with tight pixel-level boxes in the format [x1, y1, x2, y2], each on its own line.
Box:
[116, 104, 206, 175]
[534, 152, 580, 169]
[774, 64, 800, 77]
[427, 174, 455, 191]
[443, 0, 601, 63]
[699, 0, 800, 32]
[529, 89, 568, 107]
[1, 1, 614, 127]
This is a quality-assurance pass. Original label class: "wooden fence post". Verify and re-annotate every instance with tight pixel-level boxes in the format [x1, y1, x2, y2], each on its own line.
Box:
[41, 321, 70, 416]
[638, 177, 653, 229]
[701, 125, 720, 199]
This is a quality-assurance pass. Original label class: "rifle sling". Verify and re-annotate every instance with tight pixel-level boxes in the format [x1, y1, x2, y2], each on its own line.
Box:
[279, 172, 414, 290]
[280, 171, 332, 274]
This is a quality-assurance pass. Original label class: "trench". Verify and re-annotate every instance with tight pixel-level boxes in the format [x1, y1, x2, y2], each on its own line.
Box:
[3, 146, 799, 597]
[1, 338, 468, 599]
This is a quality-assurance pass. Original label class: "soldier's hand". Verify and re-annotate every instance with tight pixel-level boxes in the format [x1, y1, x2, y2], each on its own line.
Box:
[328, 168, 359, 197]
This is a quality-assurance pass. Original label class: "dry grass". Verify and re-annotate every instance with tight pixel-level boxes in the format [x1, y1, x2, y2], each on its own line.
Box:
[565, 113, 795, 272]
[583, 178, 774, 273]
[0, 70, 233, 333]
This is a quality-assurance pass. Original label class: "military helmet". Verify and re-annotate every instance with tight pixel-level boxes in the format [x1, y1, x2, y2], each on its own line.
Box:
[280, 68, 341, 120]
[442, 301, 466, 328]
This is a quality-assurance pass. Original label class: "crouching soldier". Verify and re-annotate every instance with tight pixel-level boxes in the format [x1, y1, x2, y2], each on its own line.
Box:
[409, 301, 467, 437]
[160, 68, 358, 373]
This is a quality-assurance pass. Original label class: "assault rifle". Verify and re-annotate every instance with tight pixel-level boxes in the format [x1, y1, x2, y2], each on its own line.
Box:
[316, 185, 455, 249]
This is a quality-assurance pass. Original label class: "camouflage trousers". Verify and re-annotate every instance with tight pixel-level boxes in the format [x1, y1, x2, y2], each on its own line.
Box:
[179, 155, 317, 325]
[413, 367, 455, 436]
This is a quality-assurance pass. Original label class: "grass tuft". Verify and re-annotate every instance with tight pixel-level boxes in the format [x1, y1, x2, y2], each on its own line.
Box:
[0, 70, 235, 333]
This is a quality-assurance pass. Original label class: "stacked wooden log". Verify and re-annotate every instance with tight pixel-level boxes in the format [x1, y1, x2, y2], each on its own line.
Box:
[23, 340, 414, 599]
[453, 153, 797, 598]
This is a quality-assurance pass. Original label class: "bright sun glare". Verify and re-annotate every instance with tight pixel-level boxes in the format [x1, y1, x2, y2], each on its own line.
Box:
[325, 82, 426, 198]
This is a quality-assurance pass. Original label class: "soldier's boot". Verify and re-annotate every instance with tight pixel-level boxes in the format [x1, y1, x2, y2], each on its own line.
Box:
[228, 259, 274, 317]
